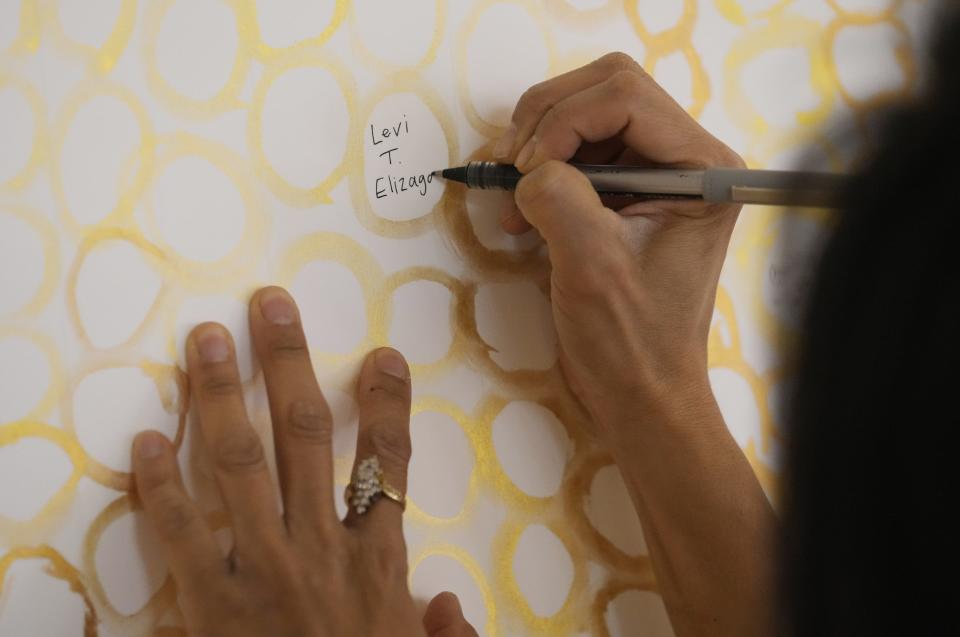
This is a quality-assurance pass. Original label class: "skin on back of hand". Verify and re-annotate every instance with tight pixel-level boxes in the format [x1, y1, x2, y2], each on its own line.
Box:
[132, 287, 477, 637]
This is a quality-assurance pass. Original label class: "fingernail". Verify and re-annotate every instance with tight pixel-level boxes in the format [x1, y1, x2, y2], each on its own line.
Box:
[492, 123, 517, 159]
[196, 327, 230, 363]
[500, 203, 521, 222]
[501, 208, 529, 234]
[259, 287, 296, 325]
[375, 348, 409, 380]
[136, 432, 166, 459]
[515, 137, 536, 169]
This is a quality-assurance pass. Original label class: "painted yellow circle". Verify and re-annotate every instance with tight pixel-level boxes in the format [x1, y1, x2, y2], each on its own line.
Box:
[142, 0, 251, 118]
[248, 51, 357, 207]
[0, 73, 45, 193]
[0, 422, 86, 546]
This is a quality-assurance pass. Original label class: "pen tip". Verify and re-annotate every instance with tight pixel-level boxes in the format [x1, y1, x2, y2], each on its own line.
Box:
[431, 170, 443, 178]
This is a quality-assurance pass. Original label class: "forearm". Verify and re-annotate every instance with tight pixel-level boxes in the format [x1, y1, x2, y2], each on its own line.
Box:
[603, 379, 777, 637]
[495, 47, 770, 637]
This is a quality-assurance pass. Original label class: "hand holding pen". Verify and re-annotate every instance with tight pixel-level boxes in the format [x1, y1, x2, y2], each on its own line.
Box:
[477, 50, 746, 425]
[472, 52, 776, 637]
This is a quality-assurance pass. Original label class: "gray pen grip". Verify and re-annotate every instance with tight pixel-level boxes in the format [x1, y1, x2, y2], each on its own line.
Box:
[703, 168, 848, 207]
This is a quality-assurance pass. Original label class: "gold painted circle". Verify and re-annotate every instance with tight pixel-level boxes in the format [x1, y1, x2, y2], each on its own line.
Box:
[0, 72, 46, 193]
[142, 0, 251, 118]
[712, 0, 793, 26]
[723, 15, 838, 160]
[45, 0, 136, 73]
[248, 50, 357, 207]
[0, 421, 86, 546]
[404, 398, 481, 525]
[49, 79, 156, 235]
[544, 0, 623, 28]
[61, 359, 189, 492]
[238, 0, 348, 62]
[139, 132, 268, 288]
[454, 0, 557, 138]
[435, 142, 548, 281]
[1, 1, 40, 55]
[0, 326, 64, 424]
[0, 545, 98, 633]
[491, 518, 588, 634]
[561, 452, 651, 572]
[82, 496, 176, 631]
[476, 396, 571, 509]
[381, 268, 471, 379]
[277, 232, 389, 367]
[824, 11, 916, 113]
[347, 0, 446, 73]
[65, 229, 172, 351]
[0, 204, 60, 318]
[408, 544, 498, 637]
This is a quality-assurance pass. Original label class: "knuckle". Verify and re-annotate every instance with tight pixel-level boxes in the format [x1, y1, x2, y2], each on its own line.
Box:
[538, 101, 564, 131]
[214, 430, 266, 473]
[607, 69, 644, 101]
[371, 539, 408, 581]
[676, 139, 746, 171]
[673, 138, 746, 171]
[266, 329, 309, 361]
[286, 400, 333, 444]
[136, 465, 171, 495]
[516, 161, 567, 209]
[200, 374, 242, 398]
[515, 83, 553, 122]
[596, 51, 640, 74]
[152, 492, 198, 539]
[367, 425, 411, 468]
[712, 145, 747, 170]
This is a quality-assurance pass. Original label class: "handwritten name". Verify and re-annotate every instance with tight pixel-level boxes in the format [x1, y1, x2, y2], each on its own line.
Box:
[368, 114, 433, 200]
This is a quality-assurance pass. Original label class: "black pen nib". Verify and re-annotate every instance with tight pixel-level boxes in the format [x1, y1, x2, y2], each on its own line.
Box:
[434, 166, 468, 184]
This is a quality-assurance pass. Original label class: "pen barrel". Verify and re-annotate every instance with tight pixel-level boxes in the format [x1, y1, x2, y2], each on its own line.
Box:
[464, 162, 706, 197]
[461, 162, 849, 208]
[703, 168, 848, 207]
[577, 164, 704, 196]
[466, 161, 523, 189]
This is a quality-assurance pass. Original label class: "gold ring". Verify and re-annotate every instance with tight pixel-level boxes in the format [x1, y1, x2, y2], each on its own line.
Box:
[344, 455, 406, 515]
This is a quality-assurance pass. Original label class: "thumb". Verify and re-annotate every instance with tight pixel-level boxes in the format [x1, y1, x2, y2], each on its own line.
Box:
[422, 592, 480, 637]
[514, 160, 623, 265]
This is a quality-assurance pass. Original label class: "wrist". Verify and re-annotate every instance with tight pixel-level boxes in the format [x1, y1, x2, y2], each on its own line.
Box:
[592, 366, 717, 454]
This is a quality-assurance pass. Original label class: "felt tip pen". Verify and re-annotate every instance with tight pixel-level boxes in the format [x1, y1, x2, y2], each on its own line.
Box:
[431, 162, 849, 208]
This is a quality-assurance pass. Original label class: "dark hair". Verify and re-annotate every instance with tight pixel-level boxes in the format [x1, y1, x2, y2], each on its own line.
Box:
[780, 6, 960, 636]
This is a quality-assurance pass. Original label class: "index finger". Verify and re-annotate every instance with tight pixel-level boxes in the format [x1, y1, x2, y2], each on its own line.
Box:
[132, 431, 223, 585]
[514, 70, 736, 173]
[494, 52, 644, 162]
